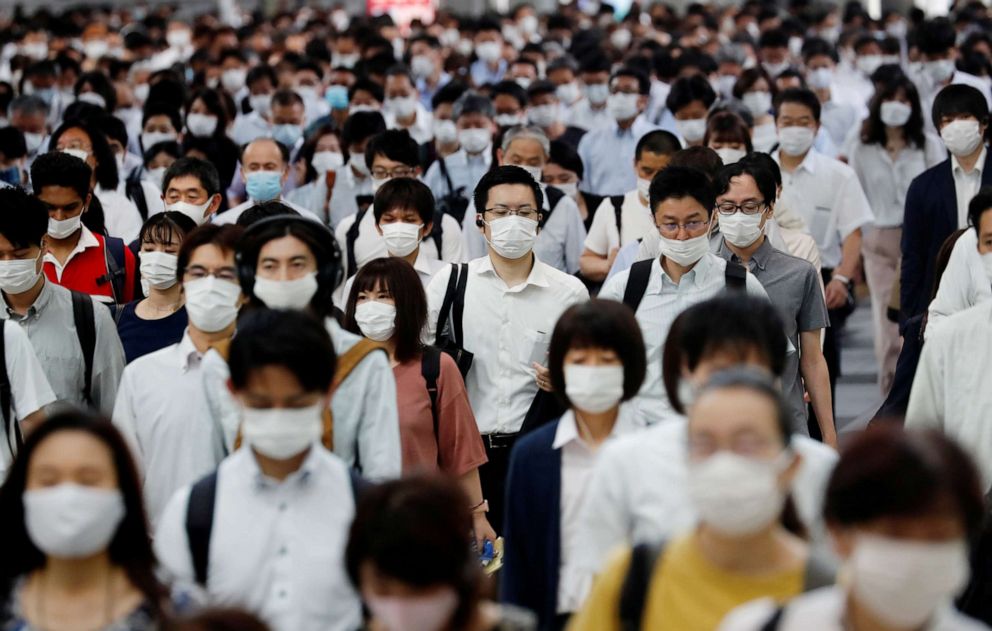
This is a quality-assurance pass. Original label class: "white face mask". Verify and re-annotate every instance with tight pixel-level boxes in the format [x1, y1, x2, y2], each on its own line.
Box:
[147, 166, 167, 189]
[880, 100, 913, 127]
[221, 68, 247, 93]
[433, 119, 458, 145]
[856, 55, 884, 77]
[687, 451, 788, 536]
[186, 112, 218, 137]
[385, 95, 419, 119]
[24, 132, 45, 155]
[528, 103, 559, 128]
[411, 55, 435, 80]
[675, 117, 707, 143]
[241, 402, 324, 460]
[354, 301, 397, 341]
[585, 83, 610, 106]
[485, 215, 539, 259]
[940, 119, 983, 157]
[48, 214, 82, 240]
[0, 255, 41, 294]
[556, 182, 579, 199]
[371, 176, 390, 196]
[741, 91, 772, 118]
[714, 74, 737, 98]
[365, 588, 459, 631]
[495, 113, 525, 127]
[24, 484, 126, 558]
[312, 151, 345, 174]
[141, 130, 177, 150]
[166, 199, 212, 226]
[458, 128, 492, 154]
[349, 154, 371, 177]
[249, 93, 272, 118]
[61, 148, 89, 163]
[659, 233, 710, 267]
[925, 58, 956, 84]
[139, 251, 178, 290]
[565, 364, 624, 414]
[253, 273, 318, 310]
[381, 222, 423, 257]
[761, 61, 789, 77]
[714, 147, 747, 165]
[719, 211, 765, 247]
[607, 92, 640, 122]
[476, 41, 502, 63]
[806, 67, 833, 90]
[513, 164, 543, 183]
[636, 176, 652, 203]
[556, 82, 581, 104]
[184, 276, 241, 332]
[777, 126, 816, 157]
[850, 535, 970, 628]
[982, 252, 992, 283]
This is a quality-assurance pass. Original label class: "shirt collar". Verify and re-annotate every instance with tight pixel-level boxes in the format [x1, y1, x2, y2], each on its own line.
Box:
[477, 254, 550, 290]
[952, 145, 987, 176]
[248, 445, 319, 491]
[657, 250, 716, 288]
[176, 330, 203, 373]
[717, 237, 773, 271]
[775, 148, 817, 174]
[552, 408, 631, 450]
[44, 225, 100, 269]
[2, 276, 51, 319]
[413, 250, 433, 275]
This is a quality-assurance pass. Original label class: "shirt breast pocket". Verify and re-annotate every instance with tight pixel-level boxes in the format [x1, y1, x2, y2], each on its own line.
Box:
[809, 205, 833, 245]
[518, 328, 552, 368]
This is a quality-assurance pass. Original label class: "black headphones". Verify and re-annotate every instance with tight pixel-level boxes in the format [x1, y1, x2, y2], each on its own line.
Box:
[236, 215, 344, 298]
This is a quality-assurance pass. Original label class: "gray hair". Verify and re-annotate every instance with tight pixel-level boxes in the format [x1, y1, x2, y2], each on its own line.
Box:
[452, 91, 495, 120]
[8, 95, 50, 118]
[501, 125, 550, 157]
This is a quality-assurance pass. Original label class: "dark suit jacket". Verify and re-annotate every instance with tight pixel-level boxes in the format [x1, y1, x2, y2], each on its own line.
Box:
[501, 419, 562, 631]
[901, 151, 992, 321]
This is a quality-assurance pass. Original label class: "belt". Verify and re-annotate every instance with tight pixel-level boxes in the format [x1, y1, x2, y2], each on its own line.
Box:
[482, 433, 518, 449]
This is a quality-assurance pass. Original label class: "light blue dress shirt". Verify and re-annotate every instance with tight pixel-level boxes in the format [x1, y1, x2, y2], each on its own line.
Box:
[470, 59, 507, 87]
[423, 148, 492, 206]
[577, 116, 659, 197]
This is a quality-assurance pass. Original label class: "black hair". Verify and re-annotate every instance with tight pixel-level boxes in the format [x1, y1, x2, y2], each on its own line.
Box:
[758, 27, 790, 50]
[704, 111, 754, 153]
[228, 308, 337, 393]
[648, 165, 715, 217]
[0, 186, 48, 248]
[74, 71, 117, 111]
[548, 299, 646, 408]
[801, 37, 838, 63]
[696, 367, 793, 446]
[176, 224, 245, 281]
[932, 84, 990, 130]
[968, 187, 992, 230]
[611, 67, 650, 95]
[272, 89, 305, 111]
[0, 411, 168, 617]
[142, 101, 183, 134]
[165, 607, 272, 631]
[373, 177, 435, 226]
[741, 152, 782, 189]
[0, 127, 26, 160]
[186, 88, 232, 139]
[364, 129, 419, 170]
[246, 65, 278, 90]
[431, 80, 469, 110]
[341, 111, 387, 155]
[635, 130, 682, 162]
[344, 258, 426, 363]
[525, 79, 557, 102]
[236, 203, 302, 227]
[916, 17, 956, 56]
[548, 140, 584, 180]
[162, 157, 222, 198]
[662, 294, 788, 414]
[139, 211, 197, 251]
[732, 67, 776, 101]
[714, 159, 777, 207]
[861, 76, 926, 149]
[668, 147, 724, 183]
[49, 118, 119, 190]
[473, 165, 545, 218]
[146, 77, 188, 118]
[30, 151, 93, 201]
[348, 78, 385, 103]
[491, 80, 528, 109]
[774, 87, 822, 123]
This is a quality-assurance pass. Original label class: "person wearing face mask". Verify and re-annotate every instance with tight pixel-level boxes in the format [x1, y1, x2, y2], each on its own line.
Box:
[598, 166, 768, 425]
[8, 96, 50, 169]
[491, 81, 529, 129]
[142, 140, 181, 191]
[347, 477, 537, 631]
[525, 81, 587, 150]
[902, 85, 992, 323]
[801, 39, 861, 150]
[757, 29, 794, 81]
[773, 89, 873, 417]
[847, 78, 946, 396]
[111, 223, 244, 525]
[544, 141, 603, 235]
[501, 299, 646, 630]
[721, 426, 987, 631]
[713, 159, 834, 446]
[0, 128, 28, 189]
[664, 75, 717, 148]
[383, 66, 433, 144]
[343, 258, 494, 545]
[572, 368, 835, 631]
[232, 65, 279, 145]
[732, 68, 779, 153]
[409, 34, 451, 111]
[426, 166, 588, 532]
[139, 102, 182, 156]
[509, 59, 539, 92]
[115, 212, 196, 364]
[155, 309, 364, 631]
[704, 111, 753, 166]
[286, 126, 347, 223]
[547, 57, 583, 116]
[0, 412, 181, 630]
[103, 116, 167, 228]
[568, 56, 614, 133]
[580, 130, 680, 283]
[218, 49, 249, 98]
[470, 19, 508, 87]
[268, 90, 308, 192]
[577, 68, 660, 197]
[158, 158, 225, 230]
[431, 81, 469, 160]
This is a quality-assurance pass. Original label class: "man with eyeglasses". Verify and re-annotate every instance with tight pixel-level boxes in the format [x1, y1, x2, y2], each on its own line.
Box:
[599, 166, 768, 426]
[713, 158, 834, 446]
[426, 165, 588, 530]
[112, 224, 245, 525]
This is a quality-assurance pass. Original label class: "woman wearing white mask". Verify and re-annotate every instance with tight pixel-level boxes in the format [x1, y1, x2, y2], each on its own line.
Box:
[0, 411, 179, 629]
[667, 75, 717, 148]
[286, 126, 346, 224]
[847, 77, 945, 396]
[183, 89, 240, 200]
[544, 140, 597, 231]
[343, 257, 495, 547]
[502, 299, 646, 630]
[732, 69, 778, 153]
[704, 111, 754, 165]
[141, 140, 181, 191]
[720, 426, 987, 631]
[115, 212, 197, 364]
[571, 368, 833, 631]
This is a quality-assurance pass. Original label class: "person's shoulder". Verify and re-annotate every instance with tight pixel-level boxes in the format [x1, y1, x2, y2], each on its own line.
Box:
[935, 300, 992, 337]
[513, 419, 559, 457]
[599, 418, 686, 466]
[600, 264, 633, 297]
[815, 151, 858, 179]
[539, 262, 588, 296]
[790, 433, 839, 467]
[124, 340, 178, 374]
[768, 245, 818, 275]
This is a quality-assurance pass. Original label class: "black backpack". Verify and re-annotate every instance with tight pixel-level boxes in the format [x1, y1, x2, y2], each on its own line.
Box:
[435, 157, 470, 226]
[97, 235, 129, 306]
[621, 258, 748, 312]
[124, 169, 150, 223]
[433, 263, 473, 378]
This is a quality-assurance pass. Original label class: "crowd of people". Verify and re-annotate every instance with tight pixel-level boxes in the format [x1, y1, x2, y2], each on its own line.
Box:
[1, 0, 992, 629]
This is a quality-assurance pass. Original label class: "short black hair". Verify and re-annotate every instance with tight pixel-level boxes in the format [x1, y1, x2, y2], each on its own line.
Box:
[49, 118, 119, 190]
[176, 224, 244, 282]
[917, 17, 956, 56]
[635, 130, 681, 162]
[344, 258, 426, 363]
[141, 101, 183, 133]
[431, 80, 468, 110]
[236, 202, 302, 226]
[0, 127, 26, 160]
[669, 147, 724, 182]
[142, 141, 182, 167]
[102, 114, 129, 149]
[801, 37, 838, 63]
[611, 67, 650, 95]
[341, 111, 387, 152]
[138, 211, 197, 250]
[246, 65, 278, 90]
[31, 151, 93, 201]
[228, 308, 337, 393]
[348, 78, 384, 103]
[774, 87, 821, 123]
[648, 165, 715, 217]
[968, 187, 992, 230]
[704, 111, 754, 153]
[162, 157, 221, 198]
[491, 81, 528, 109]
[932, 83, 989, 130]
[548, 299, 646, 408]
[666, 76, 717, 117]
[75, 71, 117, 111]
[548, 140, 584, 180]
[373, 178, 435, 226]
[758, 27, 790, 50]
[364, 129, 419, 170]
[525, 79, 557, 102]
[714, 159, 777, 207]
[0, 186, 48, 248]
[740, 152, 782, 189]
[473, 165, 544, 217]
[272, 88, 305, 110]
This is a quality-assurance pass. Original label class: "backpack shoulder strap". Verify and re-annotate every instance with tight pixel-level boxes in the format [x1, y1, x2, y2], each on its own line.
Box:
[99, 236, 128, 305]
[438, 156, 455, 193]
[333, 338, 386, 389]
[619, 541, 666, 631]
[759, 607, 786, 631]
[435, 264, 460, 346]
[801, 553, 837, 592]
[542, 186, 564, 228]
[452, 263, 469, 345]
[126, 173, 149, 222]
[345, 209, 368, 277]
[70, 291, 96, 406]
[610, 195, 625, 236]
[349, 467, 372, 501]
[185, 471, 219, 587]
[0, 320, 16, 455]
[421, 346, 442, 445]
[430, 211, 444, 258]
[725, 259, 747, 292]
[622, 259, 654, 313]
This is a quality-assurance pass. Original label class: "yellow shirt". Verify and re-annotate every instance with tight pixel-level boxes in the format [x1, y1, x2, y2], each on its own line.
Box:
[568, 534, 805, 631]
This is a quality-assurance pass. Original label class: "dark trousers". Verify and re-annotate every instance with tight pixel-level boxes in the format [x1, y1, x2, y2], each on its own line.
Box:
[809, 268, 853, 440]
[479, 433, 517, 536]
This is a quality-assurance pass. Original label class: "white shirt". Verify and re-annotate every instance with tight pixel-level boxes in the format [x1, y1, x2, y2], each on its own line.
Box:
[425, 255, 588, 434]
[926, 229, 991, 338]
[719, 587, 990, 631]
[598, 254, 769, 425]
[95, 185, 146, 243]
[388, 103, 434, 145]
[112, 332, 223, 525]
[775, 149, 874, 269]
[953, 146, 987, 229]
[334, 210, 465, 278]
[154, 446, 362, 631]
[574, 417, 839, 579]
[0, 322, 56, 478]
[848, 135, 946, 228]
[213, 195, 324, 225]
[339, 249, 447, 308]
[567, 99, 613, 132]
[907, 300, 992, 488]
[584, 190, 656, 255]
[232, 111, 273, 146]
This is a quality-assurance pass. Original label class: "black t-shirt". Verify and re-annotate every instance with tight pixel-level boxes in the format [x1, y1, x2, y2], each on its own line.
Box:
[116, 301, 189, 364]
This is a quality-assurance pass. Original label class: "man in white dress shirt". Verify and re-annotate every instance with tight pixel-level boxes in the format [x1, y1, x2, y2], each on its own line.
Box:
[155, 309, 362, 631]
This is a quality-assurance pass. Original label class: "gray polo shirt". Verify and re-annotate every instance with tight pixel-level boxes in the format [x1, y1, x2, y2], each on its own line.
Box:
[716, 238, 829, 432]
[0, 280, 125, 415]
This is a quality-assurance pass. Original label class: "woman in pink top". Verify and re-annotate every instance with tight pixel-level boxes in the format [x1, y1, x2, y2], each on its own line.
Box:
[344, 257, 496, 545]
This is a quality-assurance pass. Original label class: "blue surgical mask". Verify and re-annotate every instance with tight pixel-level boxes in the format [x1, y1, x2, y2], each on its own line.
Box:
[273, 124, 302, 148]
[325, 85, 349, 110]
[246, 170, 283, 202]
[0, 165, 20, 186]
